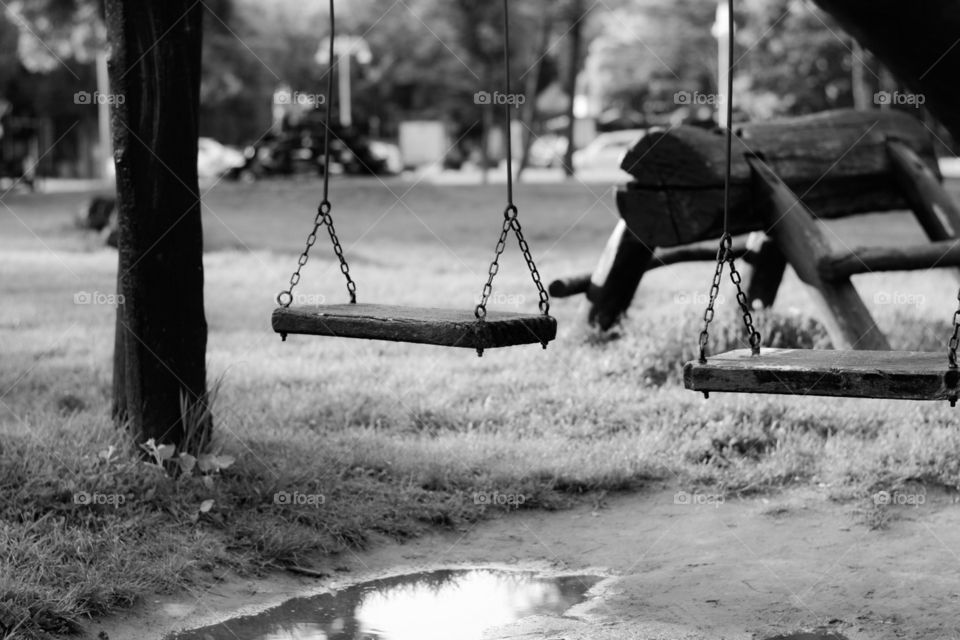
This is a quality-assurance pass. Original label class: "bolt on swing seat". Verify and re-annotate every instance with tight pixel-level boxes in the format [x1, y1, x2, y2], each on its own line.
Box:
[272, 303, 557, 350]
[681, 0, 960, 404]
[272, 0, 555, 355]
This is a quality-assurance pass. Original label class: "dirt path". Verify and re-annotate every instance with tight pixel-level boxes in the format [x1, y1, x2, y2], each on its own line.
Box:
[91, 485, 960, 640]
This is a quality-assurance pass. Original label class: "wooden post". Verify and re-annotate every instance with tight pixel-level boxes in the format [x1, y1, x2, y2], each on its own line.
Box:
[106, 0, 210, 448]
[586, 220, 654, 329]
[748, 156, 890, 350]
[887, 140, 960, 282]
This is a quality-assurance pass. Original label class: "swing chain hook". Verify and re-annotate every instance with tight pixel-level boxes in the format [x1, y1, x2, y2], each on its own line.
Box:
[697, 234, 762, 364]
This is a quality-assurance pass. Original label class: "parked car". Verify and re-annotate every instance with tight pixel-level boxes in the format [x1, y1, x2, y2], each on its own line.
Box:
[197, 137, 245, 178]
[527, 134, 568, 168]
[572, 129, 647, 174]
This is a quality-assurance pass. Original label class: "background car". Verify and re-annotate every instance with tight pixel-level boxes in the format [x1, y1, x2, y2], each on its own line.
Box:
[197, 137, 245, 179]
[572, 128, 647, 174]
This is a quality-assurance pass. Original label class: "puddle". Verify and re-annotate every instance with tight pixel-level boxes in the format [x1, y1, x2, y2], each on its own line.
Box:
[169, 568, 603, 640]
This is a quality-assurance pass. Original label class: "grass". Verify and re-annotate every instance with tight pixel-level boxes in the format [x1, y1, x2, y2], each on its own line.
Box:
[3, 175, 960, 638]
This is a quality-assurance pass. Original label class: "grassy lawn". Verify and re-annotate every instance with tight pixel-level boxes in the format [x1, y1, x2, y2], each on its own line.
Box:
[2, 175, 960, 638]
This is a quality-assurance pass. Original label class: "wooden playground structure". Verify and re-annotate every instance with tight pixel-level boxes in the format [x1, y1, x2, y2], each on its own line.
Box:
[550, 109, 960, 354]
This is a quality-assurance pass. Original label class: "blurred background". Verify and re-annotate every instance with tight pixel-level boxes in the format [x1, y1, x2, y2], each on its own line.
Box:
[0, 0, 954, 191]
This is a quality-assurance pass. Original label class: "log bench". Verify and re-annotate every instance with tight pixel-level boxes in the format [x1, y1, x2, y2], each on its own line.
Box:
[551, 109, 960, 348]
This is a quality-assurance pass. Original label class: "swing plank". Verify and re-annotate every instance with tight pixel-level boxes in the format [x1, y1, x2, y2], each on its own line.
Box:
[684, 349, 960, 400]
[272, 303, 557, 350]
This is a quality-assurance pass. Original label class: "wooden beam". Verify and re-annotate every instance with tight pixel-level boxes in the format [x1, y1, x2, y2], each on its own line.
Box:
[586, 220, 654, 329]
[887, 140, 960, 282]
[748, 156, 890, 350]
[818, 239, 960, 280]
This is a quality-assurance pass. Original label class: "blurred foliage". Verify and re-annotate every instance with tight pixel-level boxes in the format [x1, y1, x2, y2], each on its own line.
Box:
[0, 0, 896, 146]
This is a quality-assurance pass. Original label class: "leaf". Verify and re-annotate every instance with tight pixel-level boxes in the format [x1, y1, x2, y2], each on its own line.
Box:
[156, 444, 176, 461]
[197, 455, 215, 473]
[199, 499, 214, 513]
[202, 475, 214, 490]
[213, 455, 235, 470]
[178, 453, 197, 474]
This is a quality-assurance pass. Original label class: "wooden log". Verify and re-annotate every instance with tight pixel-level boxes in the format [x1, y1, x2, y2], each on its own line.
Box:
[586, 220, 654, 330]
[748, 156, 890, 350]
[617, 109, 936, 247]
[887, 140, 960, 282]
[549, 239, 753, 299]
[818, 240, 960, 280]
[685, 348, 960, 401]
[272, 304, 557, 351]
[812, 0, 960, 145]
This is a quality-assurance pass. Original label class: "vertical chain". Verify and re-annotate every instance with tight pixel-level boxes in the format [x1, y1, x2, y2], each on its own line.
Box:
[948, 287, 960, 368]
[276, 0, 356, 310]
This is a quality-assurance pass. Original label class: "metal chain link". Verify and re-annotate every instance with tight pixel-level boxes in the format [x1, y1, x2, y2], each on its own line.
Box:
[276, 0, 357, 312]
[697, 234, 762, 364]
[277, 200, 356, 308]
[475, 206, 552, 322]
[948, 286, 960, 368]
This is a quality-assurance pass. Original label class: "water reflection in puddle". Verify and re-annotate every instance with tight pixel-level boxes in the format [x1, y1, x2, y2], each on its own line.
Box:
[170, 569, 602, 640]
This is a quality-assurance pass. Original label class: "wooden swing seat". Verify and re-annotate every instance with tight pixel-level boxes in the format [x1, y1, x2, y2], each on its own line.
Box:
[272, 303, 557, 350]
[684, 348, 960, 400]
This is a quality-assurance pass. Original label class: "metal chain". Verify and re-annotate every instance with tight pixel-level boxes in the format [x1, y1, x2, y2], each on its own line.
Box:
[474, 0, 551, 326]
[698, 234, 762, 364]
[694, 0, 761, 369]
[276, 0, 356, 310]
[475, 206, 551, 321]
[948, 286, 960, 368]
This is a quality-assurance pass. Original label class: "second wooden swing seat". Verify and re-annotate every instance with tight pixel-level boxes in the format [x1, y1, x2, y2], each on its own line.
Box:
[684, 145, 960, 403]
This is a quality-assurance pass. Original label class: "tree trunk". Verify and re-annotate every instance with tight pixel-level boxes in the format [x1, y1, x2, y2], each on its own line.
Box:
[516, 12, 554, 182]
[561, 0, 585, 177]
[106, 0, 210, 449]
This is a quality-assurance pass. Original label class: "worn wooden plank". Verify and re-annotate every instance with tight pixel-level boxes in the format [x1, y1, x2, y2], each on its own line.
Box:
[272, 303, 557, 350]
[818, 239, 960, 280]
[684, 348, 960, 401]
[748, 156, 890, 351]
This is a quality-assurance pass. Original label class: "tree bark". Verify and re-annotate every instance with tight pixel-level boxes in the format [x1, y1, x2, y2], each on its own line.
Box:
[106, 0, 210, 448]
[516, 11, 554, 182]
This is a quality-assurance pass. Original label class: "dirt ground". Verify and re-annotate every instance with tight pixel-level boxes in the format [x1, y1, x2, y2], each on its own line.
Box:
[91, 484, 960, 640]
